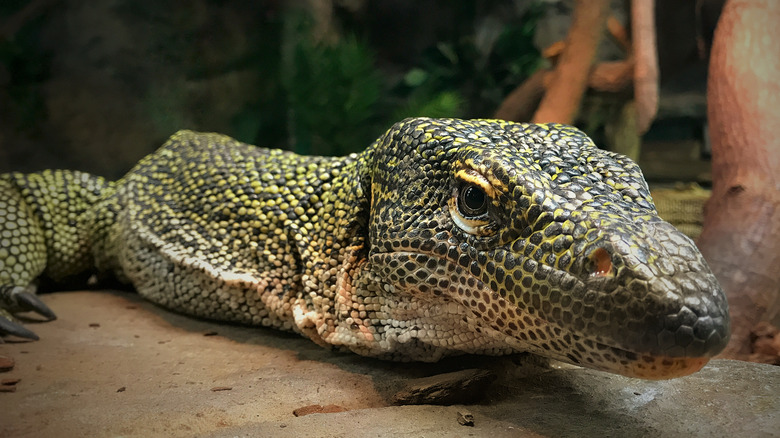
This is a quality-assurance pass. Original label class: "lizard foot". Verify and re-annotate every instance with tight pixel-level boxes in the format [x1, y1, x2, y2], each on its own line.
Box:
[0, 285, 56, 340]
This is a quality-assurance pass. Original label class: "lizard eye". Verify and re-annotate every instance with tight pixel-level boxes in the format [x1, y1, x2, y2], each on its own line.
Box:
[458, 184, 488, 217]
[450, 174, 494, 236]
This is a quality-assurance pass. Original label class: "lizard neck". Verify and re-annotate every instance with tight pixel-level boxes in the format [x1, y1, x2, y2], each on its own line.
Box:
[289, 148, 375, 347]
[295, 142, 476, 361]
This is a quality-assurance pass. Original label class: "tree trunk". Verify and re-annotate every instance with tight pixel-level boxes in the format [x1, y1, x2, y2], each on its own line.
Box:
[494, 61, 634, 122]
[631, 0, 658, 134]
[493, 69, 547, 123]
[699, 0, 780, 358]
[532, 0, 609, 124]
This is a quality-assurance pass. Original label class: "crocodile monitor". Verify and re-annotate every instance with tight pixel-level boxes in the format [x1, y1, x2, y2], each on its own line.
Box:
[0, 117, 730, 379]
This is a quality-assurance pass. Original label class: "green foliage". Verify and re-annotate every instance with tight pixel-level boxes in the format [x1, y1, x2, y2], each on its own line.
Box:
[392, 88, 463, 121]
[282, 14, 382, 156]
[395, 4, 545, 119]
[242, 3, 546, 156]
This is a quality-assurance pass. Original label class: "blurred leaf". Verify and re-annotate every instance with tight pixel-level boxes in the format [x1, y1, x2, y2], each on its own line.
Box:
[404, 68, 429, 87]
[437, 42, 459, 65]
[393, 90, 463, 121]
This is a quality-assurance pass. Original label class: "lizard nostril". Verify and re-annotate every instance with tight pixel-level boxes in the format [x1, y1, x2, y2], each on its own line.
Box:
[588, 247, 614, 278]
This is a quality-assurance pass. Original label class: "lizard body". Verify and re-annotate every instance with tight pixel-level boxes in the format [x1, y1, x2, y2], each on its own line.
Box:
[0, 118, 730, 379]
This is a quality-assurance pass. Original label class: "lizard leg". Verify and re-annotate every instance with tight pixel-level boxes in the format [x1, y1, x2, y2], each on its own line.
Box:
[0, 175, 51, 340]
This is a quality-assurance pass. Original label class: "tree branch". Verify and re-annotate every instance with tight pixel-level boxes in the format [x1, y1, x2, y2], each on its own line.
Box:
[531, 0, 610, 124]
[631, 0, 659, 134]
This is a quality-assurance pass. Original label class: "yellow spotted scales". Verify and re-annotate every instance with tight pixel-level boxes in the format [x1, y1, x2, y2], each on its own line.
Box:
[0, 118, 729, 379]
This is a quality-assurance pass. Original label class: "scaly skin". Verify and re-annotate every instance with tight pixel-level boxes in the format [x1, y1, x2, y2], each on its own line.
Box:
[0, 118, 730, 379]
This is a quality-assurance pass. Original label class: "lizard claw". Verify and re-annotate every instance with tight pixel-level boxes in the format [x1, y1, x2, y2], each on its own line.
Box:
[0, 309, 40, 340]
[0, 285, 54, 340]
[1, 285, 56, 321]
[14, 289, 57, 320]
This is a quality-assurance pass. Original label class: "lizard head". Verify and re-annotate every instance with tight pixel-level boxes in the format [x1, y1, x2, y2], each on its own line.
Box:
[364, 117, 730, 379]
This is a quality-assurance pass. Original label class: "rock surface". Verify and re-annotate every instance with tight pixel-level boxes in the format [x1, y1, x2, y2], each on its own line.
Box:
[0, 291, 778, 437]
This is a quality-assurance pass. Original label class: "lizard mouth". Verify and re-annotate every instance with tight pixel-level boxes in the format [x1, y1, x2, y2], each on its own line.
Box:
[571, 340, 711, 379]
[519, 320, 713, 380]
[370, 250, 714, 379]
[621, 355, 709, 379]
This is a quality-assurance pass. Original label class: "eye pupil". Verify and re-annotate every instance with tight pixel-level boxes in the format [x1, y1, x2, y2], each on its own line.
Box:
[460, 185, 487, 216]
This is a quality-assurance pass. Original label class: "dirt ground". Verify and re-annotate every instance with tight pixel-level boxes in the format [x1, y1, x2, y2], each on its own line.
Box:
[1, 291, 778, 437]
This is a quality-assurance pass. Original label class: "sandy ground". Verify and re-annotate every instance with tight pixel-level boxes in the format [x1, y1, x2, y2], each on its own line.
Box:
[1, 290, 778, 437]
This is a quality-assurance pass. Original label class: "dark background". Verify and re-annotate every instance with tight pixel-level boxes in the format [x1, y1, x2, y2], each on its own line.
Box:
[0, 0, 721, 181]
